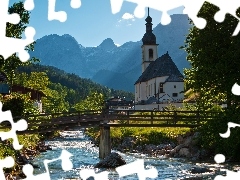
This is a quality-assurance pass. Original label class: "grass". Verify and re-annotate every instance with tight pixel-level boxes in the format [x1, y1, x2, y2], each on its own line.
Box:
[86, 125, 191, 148]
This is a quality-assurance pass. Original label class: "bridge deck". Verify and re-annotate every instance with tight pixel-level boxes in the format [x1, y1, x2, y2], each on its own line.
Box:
[4, 110, 220, 134]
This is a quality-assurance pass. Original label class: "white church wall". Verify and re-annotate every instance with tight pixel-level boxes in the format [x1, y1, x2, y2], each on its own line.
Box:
[140, 82, 147, 101]
[135, 77, 184, 104]
[135, 103, 184, 110]
[163, 82, 184, 102]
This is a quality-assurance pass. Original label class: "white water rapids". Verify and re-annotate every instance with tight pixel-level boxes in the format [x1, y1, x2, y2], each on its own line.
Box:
[31, 130, 230, 179]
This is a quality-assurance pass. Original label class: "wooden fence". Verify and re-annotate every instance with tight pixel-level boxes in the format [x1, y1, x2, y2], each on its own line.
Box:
[1, 110, 221, 134]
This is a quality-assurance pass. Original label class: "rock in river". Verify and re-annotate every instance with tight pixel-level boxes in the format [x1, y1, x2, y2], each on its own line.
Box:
[95, 152, 126, 168]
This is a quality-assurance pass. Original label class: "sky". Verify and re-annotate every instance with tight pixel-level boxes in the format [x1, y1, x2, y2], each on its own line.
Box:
[9, 0, 184, 47]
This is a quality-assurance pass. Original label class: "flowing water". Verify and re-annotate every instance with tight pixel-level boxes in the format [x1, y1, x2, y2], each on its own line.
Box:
[31, 130, 228, 180]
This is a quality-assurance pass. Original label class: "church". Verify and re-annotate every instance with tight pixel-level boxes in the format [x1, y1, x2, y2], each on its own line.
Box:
[134, 10, 184, 110]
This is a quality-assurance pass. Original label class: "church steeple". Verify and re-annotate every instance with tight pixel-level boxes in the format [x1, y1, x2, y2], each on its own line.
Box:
[141, 8, 158, 73]
[142, 8, 156, 45]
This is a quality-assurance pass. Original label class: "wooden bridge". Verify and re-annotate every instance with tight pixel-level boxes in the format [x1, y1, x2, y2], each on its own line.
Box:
[9, 109, 220, 134]
[7, 109, 220, 159]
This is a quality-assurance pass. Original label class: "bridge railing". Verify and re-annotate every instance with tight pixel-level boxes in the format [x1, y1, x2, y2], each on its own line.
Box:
[1, 109, 222, 133]
[10, 110, 104, 133]
[105, 110, 221, 127]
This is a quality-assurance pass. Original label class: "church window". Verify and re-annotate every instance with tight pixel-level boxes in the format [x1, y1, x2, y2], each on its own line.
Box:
[173, 93, 178, 97]
[149, 49, 153, 59]
[160, 83, 164, 93]
[154, 82, 156, 96]
[139, 84, 140, 98]
[149, 85, 150, 96]
[151, 84, 152, 95]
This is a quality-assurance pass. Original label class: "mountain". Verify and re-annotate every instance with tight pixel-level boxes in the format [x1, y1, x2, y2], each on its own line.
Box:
[92, 14, 191, 92]
[30, 14, 191, 92]
[97, 38, 117, 51]
[30, 34, 87, 77]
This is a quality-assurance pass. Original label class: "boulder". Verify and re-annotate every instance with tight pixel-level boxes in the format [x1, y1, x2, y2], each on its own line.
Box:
[190, 166, 212, 174]
[144, 144, 157, 154]
[169, 144, 184, 157]
[183, 136, 193, 147]
[179, 148, 191, 158]
[176, 135, 184, 144]
[94, 152, 126, 168]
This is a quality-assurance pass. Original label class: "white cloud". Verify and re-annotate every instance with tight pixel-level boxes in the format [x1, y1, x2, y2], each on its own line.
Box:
[116, 13, 135, 27]
[114, 43, 121, 47]
[122, 13, 135, 20]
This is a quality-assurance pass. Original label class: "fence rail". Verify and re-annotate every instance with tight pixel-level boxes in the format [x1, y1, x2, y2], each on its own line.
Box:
[2, 109, 221, 134]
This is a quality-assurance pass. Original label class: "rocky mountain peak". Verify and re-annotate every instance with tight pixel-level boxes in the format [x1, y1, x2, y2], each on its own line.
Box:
[98, 38, 117, 50]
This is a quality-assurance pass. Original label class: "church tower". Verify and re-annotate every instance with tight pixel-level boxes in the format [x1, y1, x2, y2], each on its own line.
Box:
[141, 8, 158, 73]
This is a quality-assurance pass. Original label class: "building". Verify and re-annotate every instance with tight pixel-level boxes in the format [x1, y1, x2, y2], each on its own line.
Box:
[0, 72, 9, 95]
[134, 9, 184, 110]
[0, 72, 46, 113]
[105, 96, 134, 111]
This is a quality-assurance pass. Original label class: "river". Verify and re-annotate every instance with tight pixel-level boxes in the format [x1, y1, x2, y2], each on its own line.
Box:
[31, 130, 228, 180]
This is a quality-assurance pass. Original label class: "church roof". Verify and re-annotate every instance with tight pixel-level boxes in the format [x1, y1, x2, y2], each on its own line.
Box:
[135, 52, 184, 84]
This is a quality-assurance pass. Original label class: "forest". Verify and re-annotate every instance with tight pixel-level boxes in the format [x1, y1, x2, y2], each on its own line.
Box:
[15, 63, 134, 113]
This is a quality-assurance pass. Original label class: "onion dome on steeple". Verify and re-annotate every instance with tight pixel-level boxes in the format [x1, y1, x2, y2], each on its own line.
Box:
[142, 8, 156, 45]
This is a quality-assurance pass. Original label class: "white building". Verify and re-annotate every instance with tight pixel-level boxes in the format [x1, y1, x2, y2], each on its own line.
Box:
[134, 10, 184, 110]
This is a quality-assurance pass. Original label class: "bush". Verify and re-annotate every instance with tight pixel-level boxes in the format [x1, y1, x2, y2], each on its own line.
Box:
[197, 109, 240, 161]
[2, 97, 25, 117]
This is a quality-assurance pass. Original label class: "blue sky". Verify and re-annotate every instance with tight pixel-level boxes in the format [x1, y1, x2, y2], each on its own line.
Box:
[9, 0, 184, 47]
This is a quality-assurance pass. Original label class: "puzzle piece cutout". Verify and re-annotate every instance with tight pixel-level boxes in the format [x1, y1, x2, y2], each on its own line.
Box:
[79, 169, 109, 180]
[24, 0, 82, 22]
[0, 156, 15, 180]
[0, 0, 35, 62]
[24, 0, 35, 11]
[0, 0, 83, 62]
[214, 153, 240, 180]
[219, 122, 240, 138]
[45, 0, 82, 22]
[22, 150, 73, 180]
[232, 83, 240, 96]
[0, 102, 28, 150]
[215, 170, 240, 180]
[116, 159, 158, 180]
[110, 0, 240, 36]
[80, 159, 158, 180]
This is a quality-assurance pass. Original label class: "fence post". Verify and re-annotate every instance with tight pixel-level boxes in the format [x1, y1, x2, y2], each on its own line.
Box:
[174, 111, 177, 124]
[78, 112, 81, 121]
[151, 111, 153, 124]
[99, 123, 111, 159]
[197, 111, 200, 125]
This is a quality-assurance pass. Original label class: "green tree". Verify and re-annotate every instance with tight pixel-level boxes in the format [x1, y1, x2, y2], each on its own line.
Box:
[0, 1, 38, 89]
[182, 2, 240, 160]
[74, 92, 104, 111]
[24, 72, 50, 91]
[182, 2, 240, 111]
[43, 83, 70, 113]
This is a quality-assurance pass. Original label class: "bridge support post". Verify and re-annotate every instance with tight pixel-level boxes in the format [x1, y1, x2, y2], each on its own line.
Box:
[99, 123, 111, 159]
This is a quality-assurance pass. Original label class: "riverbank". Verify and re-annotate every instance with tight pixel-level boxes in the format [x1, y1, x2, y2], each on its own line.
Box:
[4, 140, 53, 179]
[86, 127, 214, 161]
[29, 130, 229, 179]
[112, 131, 213, 162]
[5, 128, 232, 179]
[2, 131, 60, 179]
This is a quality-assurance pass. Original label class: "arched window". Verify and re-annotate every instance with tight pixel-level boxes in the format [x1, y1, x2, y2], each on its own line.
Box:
[149, 49, 153, 59]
